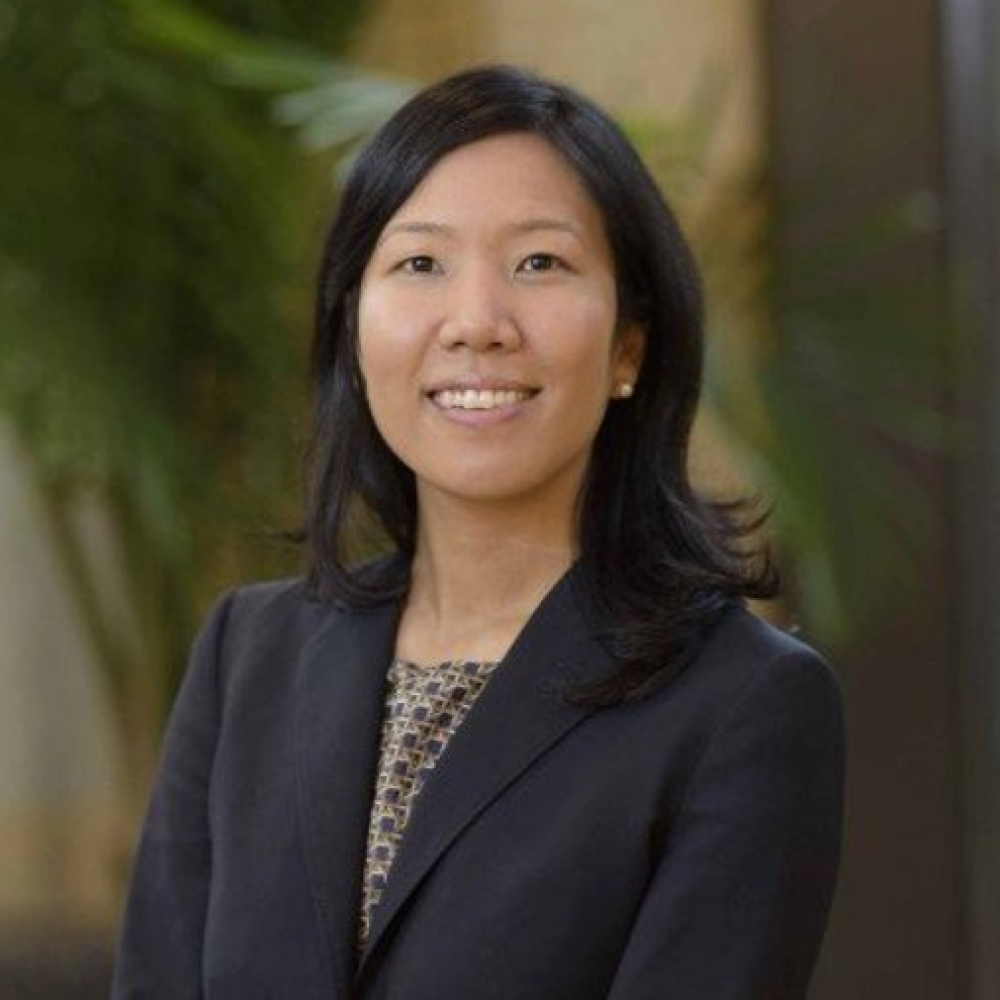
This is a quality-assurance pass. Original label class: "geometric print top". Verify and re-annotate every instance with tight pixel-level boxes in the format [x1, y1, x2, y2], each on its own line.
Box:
[355, 657, 501, 955]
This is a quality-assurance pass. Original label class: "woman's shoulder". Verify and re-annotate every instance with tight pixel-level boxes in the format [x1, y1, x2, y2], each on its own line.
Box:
[707, 602, 832, 670]
[227, 574, 312, 613]
[213, 574, 311, 625]
[670, 601, 843, 720]
[209, 552, 403, 646]
[194, 575, 323, 664]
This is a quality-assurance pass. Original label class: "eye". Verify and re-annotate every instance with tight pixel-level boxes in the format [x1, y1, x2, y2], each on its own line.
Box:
[518, 252, 563, 274]
[400, 255, 438, 274]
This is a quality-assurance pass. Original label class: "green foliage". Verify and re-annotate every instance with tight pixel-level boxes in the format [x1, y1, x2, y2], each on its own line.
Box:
[0, 0, 400, 779]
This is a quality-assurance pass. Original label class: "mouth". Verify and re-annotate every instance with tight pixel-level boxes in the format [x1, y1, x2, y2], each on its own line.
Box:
[427, 387, 540, 410]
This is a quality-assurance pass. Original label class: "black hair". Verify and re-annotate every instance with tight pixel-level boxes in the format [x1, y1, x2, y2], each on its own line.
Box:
[302, 64, 778, 707]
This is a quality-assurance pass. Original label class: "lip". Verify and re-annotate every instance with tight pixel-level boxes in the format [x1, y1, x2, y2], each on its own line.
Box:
[422, 374, 541, 428]
[424, 382, 539, 428]
[424, 374, 539, 393]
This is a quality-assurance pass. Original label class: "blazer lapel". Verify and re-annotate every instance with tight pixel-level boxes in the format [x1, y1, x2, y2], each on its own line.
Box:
[353, 562, 617, 984]
[294, 592, 404, 997]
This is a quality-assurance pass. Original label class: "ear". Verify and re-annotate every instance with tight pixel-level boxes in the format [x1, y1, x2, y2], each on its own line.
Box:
[613, 320, 646, 385]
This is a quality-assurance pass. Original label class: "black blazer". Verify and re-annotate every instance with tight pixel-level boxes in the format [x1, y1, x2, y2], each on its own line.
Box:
[112, 563, 846, 999]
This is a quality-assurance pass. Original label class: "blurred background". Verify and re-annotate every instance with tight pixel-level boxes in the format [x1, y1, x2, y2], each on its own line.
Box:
[0, 0, 996, 996]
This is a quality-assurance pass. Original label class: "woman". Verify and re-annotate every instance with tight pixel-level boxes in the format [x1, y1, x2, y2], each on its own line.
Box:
[113, 65, 845, 999]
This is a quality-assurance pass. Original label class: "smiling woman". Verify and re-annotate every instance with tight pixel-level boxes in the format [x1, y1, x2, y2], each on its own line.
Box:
[357, 132, 643, 560]
[112, 66, 846, 1000]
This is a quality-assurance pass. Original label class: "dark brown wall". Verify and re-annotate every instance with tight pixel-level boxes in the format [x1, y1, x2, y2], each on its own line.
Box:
[763, 2, 962, 998]
[944, 0, 1000, 996]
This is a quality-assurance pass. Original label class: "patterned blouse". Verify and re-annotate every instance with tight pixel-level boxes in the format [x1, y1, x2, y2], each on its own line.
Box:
[356, 656, 501, 953]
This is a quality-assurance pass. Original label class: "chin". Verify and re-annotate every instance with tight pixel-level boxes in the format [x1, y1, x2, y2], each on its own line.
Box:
[414, 459, 586, 512]
[431, 479, 538, 506]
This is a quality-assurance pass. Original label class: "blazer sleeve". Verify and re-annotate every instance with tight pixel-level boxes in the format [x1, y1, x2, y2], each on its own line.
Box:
[111, 590, 235, 999]
[605, 649, 847, 1000]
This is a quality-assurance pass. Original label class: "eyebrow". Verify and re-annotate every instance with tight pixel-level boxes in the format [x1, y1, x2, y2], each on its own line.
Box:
[377, 217, 584, 245]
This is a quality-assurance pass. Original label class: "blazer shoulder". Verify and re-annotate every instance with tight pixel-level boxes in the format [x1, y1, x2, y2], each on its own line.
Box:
[210, 552, 405, 664]
[209, 574, 310, 626]
[684, 602, 843, 711]
[229, 574, 312, 613]
[222, 550, 405, 624]
[199, 575, 325, 666]
[713, 604, 832, 667]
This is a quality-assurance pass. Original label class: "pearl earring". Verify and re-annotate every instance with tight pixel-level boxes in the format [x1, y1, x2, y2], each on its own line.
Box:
[617, 382, 634, 399]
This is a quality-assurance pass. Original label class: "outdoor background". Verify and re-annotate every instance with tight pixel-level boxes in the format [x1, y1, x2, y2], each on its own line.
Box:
[0, 0, 997, 997]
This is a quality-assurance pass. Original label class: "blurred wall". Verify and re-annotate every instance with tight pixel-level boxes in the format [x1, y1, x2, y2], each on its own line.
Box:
[945, 0, 1000, 996]
[0, 427, 121, 932]
[350, 0, 763, 176]
[764, 1, 988, 999]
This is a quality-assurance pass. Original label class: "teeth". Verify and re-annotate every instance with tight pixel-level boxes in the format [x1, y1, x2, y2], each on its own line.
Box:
[432, 388, 533, 409]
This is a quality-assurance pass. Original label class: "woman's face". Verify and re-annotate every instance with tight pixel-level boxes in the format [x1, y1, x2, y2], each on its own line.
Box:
[357, 132, 643, 514]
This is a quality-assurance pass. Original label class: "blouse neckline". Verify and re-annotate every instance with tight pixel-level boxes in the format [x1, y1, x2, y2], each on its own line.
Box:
[390, 656, 500, 673]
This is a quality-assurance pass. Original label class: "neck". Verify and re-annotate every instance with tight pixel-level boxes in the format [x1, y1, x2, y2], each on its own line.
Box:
[399, 488, 579, 663]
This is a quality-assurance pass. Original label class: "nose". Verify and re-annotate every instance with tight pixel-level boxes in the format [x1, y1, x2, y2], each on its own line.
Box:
[437, 264, 521, 352]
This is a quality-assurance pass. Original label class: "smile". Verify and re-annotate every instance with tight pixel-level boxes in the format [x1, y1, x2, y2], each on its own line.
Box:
[429, 388, 537, 410]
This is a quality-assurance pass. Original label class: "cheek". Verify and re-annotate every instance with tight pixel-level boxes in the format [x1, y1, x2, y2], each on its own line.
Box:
[539, 296, 618, 390]
[357, 288, 426, 388]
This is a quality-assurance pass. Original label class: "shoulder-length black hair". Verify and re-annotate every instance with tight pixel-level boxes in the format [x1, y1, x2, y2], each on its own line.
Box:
[302, 64, 777, 707]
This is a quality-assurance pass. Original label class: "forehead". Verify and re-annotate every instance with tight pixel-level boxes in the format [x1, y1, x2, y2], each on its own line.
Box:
[381, 132, 607, 240]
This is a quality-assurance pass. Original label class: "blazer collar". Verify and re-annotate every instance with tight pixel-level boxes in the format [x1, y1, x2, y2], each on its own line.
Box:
[293, 559, 617, 996]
